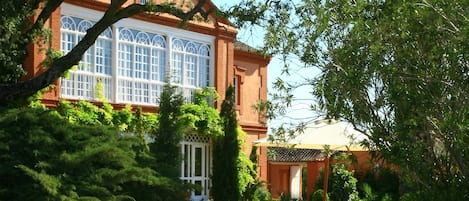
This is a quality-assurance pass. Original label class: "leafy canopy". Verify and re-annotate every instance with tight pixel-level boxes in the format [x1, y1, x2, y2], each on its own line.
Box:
[226, 0, 469, 199]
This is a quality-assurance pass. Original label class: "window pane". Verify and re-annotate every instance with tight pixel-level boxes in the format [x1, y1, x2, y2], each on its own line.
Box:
[77, 74, 93, 99]
[134, 82, 149, 103]
[151, 49, 165, 81]
[150, 84, 161, 104]
[101, 77, 112, 101]
[135, 46, 150, 79]
[118, 43, 133, 77]
[96, 39, 112, 75]
[60, 76, 74, 97]
[186, 55, 197, 86]
[184, 144, 190, 177]
[118, 80, 133, 102]
[195, 147, 202, 177]
[61, 32, 75, 54]
[80, 44, 94, 72]
[171, 53, 183, 84]
[199, 58, 210, 87]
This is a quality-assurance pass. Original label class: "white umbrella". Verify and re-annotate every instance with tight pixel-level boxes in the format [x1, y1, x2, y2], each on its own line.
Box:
[254, 119, 368, 151]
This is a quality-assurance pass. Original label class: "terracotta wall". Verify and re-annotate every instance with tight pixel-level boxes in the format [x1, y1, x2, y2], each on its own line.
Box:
[268, 164, 292, 198]
[25, 5, 62, 106]
[233, 49, 270, 182]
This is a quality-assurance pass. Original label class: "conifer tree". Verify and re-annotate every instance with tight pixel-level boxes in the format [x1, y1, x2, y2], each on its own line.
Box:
[149, 83, 185, 180]
[212, 86, 240, 201]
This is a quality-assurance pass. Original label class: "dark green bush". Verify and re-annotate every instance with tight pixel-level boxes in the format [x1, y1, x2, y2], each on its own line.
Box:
[0, 107, 181, 200]
[310, 189, 329, 201]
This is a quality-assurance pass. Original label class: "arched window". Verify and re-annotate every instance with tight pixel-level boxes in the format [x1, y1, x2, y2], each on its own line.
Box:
[198, 45, 211, 88]
[60, 16, 112, 101]
[171, 39, 185, 84]
[185, 42, 198, 87]
[117, 28, 168, 104]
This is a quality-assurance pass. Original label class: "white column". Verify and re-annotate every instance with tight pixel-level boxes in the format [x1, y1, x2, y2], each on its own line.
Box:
[290, 165, 302, 199]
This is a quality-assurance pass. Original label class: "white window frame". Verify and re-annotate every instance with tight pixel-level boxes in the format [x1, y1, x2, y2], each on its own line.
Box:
[60, 3, 215, 105]
[60, 15, 113, 101]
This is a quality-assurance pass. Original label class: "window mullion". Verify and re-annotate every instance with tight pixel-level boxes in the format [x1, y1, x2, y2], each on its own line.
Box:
[196, 55, 200, 88]
[149, 46, 153, 104]
[167, 35, 172, 84]
[73, 32, 79, 97]
[92, 43, 97, 100]
[182, 52, 186, 97]
[112, 25, 118, 103]
[132, 42, 136, 103]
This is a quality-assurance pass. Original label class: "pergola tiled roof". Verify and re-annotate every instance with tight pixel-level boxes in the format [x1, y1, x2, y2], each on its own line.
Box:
[268, 147, 325, 163]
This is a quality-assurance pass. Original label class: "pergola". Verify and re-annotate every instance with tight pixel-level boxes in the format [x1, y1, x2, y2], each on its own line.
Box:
[254, 119, 368, 201]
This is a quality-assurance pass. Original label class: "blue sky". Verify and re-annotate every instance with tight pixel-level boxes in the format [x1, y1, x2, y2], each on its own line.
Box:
[212, 0, 321, 129]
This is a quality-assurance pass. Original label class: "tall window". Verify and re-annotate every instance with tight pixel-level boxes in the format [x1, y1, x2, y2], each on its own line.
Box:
[117, 28, 166, 104]
[59, 15, 213, 105]
[233, 75, 240, 106]
[171, 38, 211, 102]
[60, 16, 112, 101]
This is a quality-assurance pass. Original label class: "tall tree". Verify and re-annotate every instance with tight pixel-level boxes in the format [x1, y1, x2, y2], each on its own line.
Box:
[0, 0, 211, 104]
[212, 86, 240, 201]
[149, 83, 185, 180]
[226, 0, 469, 199]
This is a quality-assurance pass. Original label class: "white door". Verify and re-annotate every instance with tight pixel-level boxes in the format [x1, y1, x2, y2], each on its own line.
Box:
[191, 144, 208, 201]
[181, 139, 211, 201]
[290, 166, 301, 199]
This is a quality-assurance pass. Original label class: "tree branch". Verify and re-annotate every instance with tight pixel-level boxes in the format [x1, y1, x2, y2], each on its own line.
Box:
[28, 0, 64, 37]
[20, 0, 64, 60]
[0, 0, 213, 104]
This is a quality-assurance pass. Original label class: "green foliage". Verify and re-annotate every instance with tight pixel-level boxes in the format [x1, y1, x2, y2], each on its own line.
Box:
[0, 1, 39, 83]
[228, 0, 469, 197]
[279, 193, 295, 201]
[180, 88, 222, 137]
[212, 86, 240, 201]
[149, 83, 185, 182]
[358, 168, 399, 201]
[0, 107, 177, 200]
[310, 189, 328, 201]
[329, 163, 360, 201]
[309, 0, 469, 197]
[360, 183, 393, 201]
[314, 153, 360, 201]
[237, 130, 271, 201]
[1, 87, 230, 200]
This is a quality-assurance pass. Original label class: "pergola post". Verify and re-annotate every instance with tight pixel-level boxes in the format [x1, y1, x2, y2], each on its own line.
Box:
[322, 153, 329, 201]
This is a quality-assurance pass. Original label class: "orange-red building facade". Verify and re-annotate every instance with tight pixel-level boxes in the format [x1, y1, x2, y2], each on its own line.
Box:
[28, 0, 270, 200]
